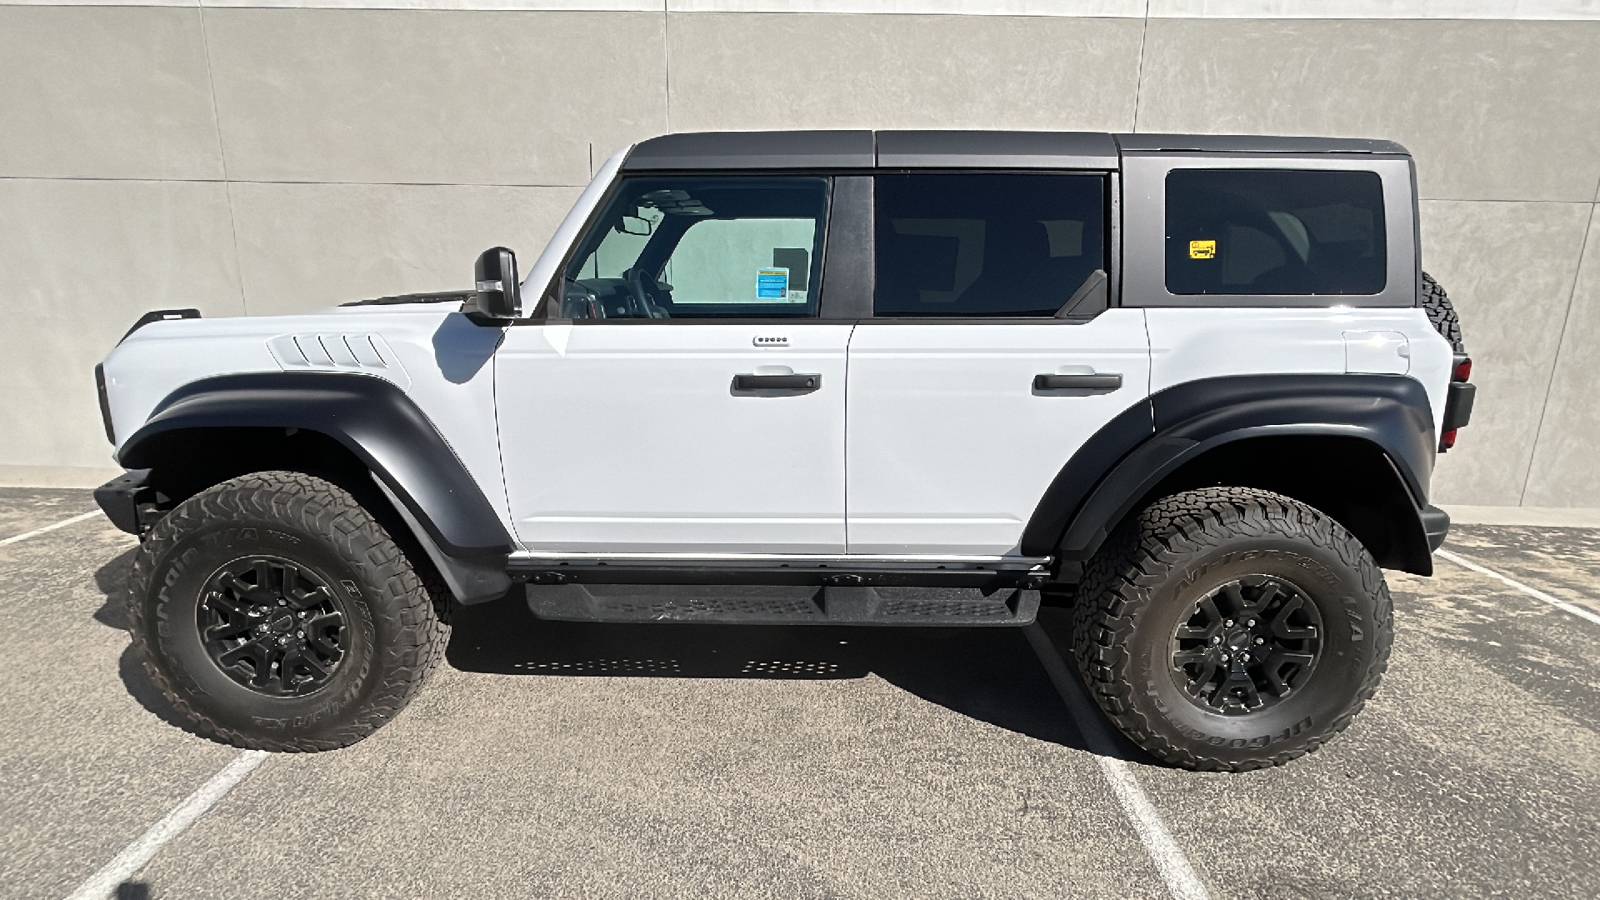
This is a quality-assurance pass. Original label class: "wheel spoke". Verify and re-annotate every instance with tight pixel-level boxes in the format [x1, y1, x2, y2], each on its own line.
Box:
[287, 583, 335, 612]
[1249, 582, 1279, 615]
[203, 618, 256, 641]
[1219, 583, 1245, 615]
[1186, 662, 1219, 697]
[1172, 648, 1212, 667]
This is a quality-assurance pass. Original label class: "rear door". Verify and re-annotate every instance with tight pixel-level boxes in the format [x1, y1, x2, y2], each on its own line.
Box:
[497, 174, 853, 555]
[845, 172, 1151, 557]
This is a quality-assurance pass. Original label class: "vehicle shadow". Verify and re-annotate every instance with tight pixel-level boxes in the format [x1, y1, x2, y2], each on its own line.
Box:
[93, 547, 196, 735]
[91, 552, 1148, 764]
[448, 592, 1151, 763]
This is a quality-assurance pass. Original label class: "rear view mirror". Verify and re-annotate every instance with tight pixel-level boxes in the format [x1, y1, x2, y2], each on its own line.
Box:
[471, 247, 521, 319]
[617, 215, 654, 236]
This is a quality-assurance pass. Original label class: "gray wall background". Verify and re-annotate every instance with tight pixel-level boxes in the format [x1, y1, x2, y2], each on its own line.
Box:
[1, 1, 1597, 507]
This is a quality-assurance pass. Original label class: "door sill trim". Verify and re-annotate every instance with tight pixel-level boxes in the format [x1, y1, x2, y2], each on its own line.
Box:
[506, 551, 1052, 569]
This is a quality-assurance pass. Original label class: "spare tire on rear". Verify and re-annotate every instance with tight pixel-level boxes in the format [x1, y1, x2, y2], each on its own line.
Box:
[1420, 271, 1465, 352]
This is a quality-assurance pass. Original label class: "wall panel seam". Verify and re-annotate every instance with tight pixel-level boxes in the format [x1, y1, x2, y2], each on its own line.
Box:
[1519, 195, 1598, 505]
[1130, 0, 1150, 132]
[196, 5, 251, 315]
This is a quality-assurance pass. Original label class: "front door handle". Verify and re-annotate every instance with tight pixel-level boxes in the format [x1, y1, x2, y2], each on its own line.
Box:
[1034, 373, 1122, 391]
[733, 373, 821, 392]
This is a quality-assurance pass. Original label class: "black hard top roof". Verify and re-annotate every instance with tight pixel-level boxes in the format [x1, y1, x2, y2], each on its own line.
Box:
[622, 130, 1409, 171]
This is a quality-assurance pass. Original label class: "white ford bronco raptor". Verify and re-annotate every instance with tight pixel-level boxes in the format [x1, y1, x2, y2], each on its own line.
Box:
[95, 131, 1475, 771]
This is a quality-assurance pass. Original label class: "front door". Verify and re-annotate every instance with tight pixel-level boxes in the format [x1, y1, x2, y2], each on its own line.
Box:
[498, 174, 850, 555]
[846, 172, 1152, 557]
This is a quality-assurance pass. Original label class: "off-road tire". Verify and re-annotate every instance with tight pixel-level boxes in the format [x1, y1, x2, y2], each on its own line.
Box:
[1420, 271, 1464, 352]
[1070, 487, 1392, 771]
[126, 471, 451, 751]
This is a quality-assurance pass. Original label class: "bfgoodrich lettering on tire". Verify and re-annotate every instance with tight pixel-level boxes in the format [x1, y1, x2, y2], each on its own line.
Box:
[126, 471, 451, 751]
[1070, 487, 1392, 771]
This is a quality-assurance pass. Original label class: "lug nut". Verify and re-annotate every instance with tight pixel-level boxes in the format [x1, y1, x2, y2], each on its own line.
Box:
[296, 631, 304, 638]
[1247, 619, 1257, 627]
[278, 599, 287, 606]
[1225, 619, 1234, 627]
[1211, 636, 1222, 644]
[1255, 637, 1265, 645]
[299, 612, 308, 619]
[1239, 651, 1250, 662]
[278, 636, 288, 645]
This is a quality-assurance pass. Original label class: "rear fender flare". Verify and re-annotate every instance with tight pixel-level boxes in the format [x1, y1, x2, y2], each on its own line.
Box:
[1022, 374, 1437, 570]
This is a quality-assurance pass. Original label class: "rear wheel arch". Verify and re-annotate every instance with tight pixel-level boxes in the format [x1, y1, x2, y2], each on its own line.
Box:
[1027, 374, 1439, 578]
[1114, 434, 1432, 575]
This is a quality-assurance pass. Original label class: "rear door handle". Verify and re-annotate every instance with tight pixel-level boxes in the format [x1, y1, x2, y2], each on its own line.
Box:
[1034, 373, 1122, 391]
[733, 373, 821, 392]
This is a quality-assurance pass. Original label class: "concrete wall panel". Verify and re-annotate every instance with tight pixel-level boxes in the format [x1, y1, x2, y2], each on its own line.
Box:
[666, 13, 1144, 133]
[1420, 200, 1593, 506]
[0, 7, 223, 180]
[229, 182, 582, 315]
[1137, 19, 1600, 202]
[1523, 206, 1600, 507]
[204, 9, 667, 186]
[0, 179, 244, 476]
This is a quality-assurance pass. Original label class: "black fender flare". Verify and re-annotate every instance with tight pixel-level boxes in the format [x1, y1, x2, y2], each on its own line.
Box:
[117, 372, 516, 599]
[1020, 374, 1437, 570]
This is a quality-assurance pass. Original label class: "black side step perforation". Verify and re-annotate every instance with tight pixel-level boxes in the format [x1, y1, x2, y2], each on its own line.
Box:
[525, 584, 1040, 627]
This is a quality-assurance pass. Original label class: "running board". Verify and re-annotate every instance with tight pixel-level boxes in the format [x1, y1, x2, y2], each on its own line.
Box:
[525, 584, 1040, 627]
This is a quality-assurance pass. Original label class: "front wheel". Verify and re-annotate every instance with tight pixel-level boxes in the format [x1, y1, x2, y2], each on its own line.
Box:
[126, 471, 451, 751]
[1070, 487, 1392, 771]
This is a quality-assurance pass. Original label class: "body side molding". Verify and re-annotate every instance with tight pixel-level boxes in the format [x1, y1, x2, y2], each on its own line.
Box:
[1021, 374, 1438, 571]
[117, 372, 516, 560]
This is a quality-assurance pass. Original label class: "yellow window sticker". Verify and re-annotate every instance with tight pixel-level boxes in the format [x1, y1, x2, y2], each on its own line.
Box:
[1189, 240, 1216, 260]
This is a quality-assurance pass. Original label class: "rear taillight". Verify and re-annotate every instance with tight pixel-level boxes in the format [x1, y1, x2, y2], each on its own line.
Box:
[1440, 353, 1474, 453]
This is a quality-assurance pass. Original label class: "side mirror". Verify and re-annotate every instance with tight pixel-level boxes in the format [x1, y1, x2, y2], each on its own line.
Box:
[471, 247, 521, 319]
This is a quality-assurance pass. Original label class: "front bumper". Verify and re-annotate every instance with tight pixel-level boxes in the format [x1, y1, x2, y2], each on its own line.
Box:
[1421, 504, 1451, 553]
[93, 469, 156, 536]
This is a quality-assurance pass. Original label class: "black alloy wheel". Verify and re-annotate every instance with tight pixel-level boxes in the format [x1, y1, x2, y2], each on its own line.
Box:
[198, 556, 348, 697]
[1169, 576, 1323, 715]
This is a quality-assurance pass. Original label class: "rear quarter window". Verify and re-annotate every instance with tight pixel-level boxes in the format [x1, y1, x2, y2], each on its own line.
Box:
[1165, 169, 1386, 296]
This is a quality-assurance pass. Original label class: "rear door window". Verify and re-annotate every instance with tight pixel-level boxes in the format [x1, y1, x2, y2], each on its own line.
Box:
[1165, 169, 1386, 296]
[873, 173, 1108, 317]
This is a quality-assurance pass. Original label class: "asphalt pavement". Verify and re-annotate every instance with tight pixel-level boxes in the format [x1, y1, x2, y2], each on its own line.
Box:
[2, 488, 1597, 899]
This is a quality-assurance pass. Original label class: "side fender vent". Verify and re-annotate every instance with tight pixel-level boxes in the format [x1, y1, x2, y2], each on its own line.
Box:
[267, 334, 410, 390]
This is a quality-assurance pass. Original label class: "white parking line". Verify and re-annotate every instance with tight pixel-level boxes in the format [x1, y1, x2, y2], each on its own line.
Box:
[1437, 548, 1600, 628]
[0, 511, 102, 548]
[63, 750, 269, 900]
[1023, 624, 1212, 900]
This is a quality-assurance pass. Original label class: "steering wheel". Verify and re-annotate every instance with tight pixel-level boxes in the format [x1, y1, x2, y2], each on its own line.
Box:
[624, 268, 671, 319]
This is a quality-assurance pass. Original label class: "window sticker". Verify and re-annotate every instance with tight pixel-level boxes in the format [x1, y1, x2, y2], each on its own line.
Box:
[757, 267, 790, 300]
[1189, 239, 1217, 260]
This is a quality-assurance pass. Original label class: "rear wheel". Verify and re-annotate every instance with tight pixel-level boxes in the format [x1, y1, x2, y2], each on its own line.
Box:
[127, 471, 450, 751]
[1070, 487, 1391, 771]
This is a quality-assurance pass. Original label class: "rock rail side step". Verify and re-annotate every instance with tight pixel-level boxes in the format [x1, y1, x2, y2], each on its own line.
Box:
[525, 584, 1040, 627]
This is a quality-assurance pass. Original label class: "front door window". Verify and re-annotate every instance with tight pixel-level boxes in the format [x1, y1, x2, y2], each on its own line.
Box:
[562, 176, 830, 319]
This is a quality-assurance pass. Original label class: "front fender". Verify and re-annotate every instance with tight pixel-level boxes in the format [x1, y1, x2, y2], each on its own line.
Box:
[117, 372, 515, 559]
